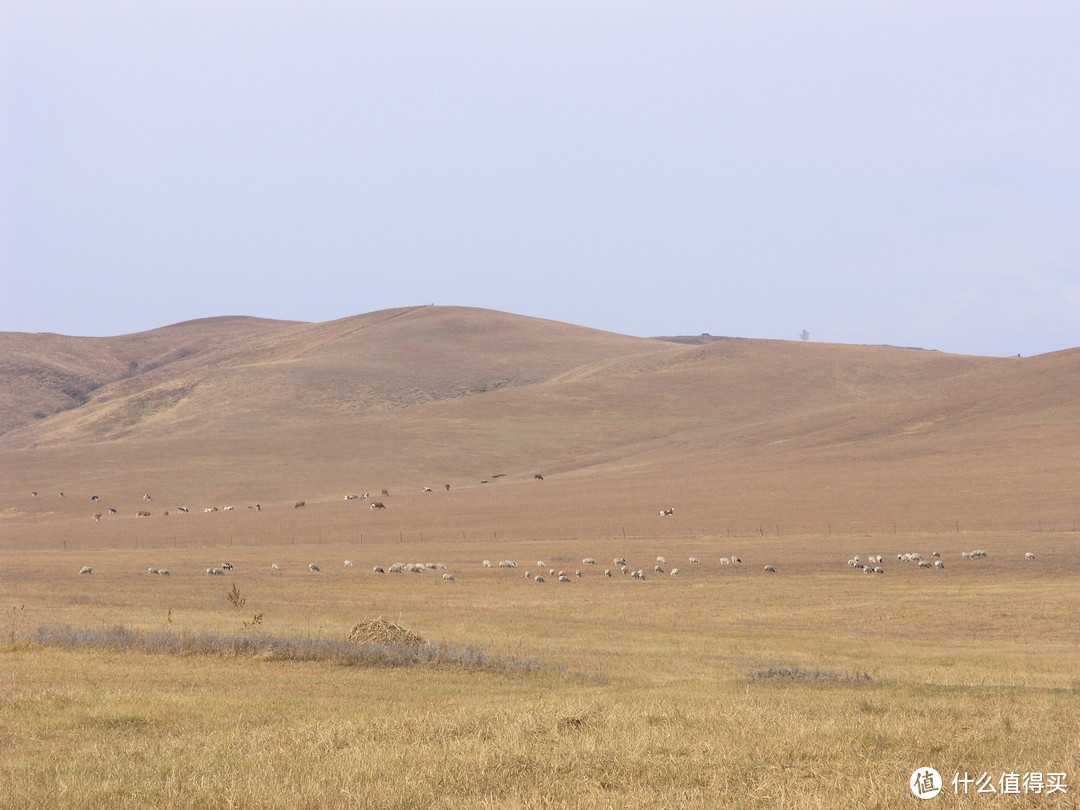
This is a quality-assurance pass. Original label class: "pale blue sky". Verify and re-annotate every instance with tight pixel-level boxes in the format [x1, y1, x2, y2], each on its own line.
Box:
[3, 1, 1078, 357]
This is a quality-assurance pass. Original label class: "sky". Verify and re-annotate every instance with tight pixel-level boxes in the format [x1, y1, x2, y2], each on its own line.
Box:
[2, 1, 1078, 357]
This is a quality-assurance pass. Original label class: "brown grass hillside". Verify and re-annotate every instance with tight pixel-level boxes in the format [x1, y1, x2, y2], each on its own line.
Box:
[2, 306, 1079, 544]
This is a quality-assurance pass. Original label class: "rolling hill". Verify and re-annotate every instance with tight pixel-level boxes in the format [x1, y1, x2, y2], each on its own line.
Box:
[2, 305, 1078, 541]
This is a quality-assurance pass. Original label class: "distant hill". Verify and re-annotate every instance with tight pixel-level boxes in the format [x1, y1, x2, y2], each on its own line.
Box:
[2, 306, 1078, 536]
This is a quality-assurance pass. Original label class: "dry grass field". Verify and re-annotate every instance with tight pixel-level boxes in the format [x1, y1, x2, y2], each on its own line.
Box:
[2, 307, 1078, 808]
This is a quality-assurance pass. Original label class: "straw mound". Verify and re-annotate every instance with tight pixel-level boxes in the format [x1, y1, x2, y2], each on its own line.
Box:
[348, 618, 427, 647]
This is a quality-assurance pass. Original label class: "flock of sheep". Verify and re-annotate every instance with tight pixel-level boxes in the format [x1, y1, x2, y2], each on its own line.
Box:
[73, 546, 1040, 579]
[846, 548, 1035, 575]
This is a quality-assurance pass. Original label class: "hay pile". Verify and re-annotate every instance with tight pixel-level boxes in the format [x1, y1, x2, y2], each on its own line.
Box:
[348, 618, 427, 648]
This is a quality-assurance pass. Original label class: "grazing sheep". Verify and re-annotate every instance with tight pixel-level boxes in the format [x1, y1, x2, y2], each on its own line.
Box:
[498, 560, 517, 568]
[874, 567, 884, 574]
[222, 563, 233, 570]
[344, 560, 355, 568]
[654, 565, 664, 574]
[935, 560, 945, 569]
[372, 566, 385, 573]
[670, 568, 680, 577]
[558, 573, 571, 582]
[763, 565, 776, 573]
[271, 563, 281, 573]
[1025, 552, 1036, 560]
[157, 569, 170, 576]
[389, 563, 406, 573]
[863, 565, 875, 574]
[534, 575, 545, 583]
[525, 571, 532, 579]
[732, 557, 742, 564]
[207, 568, 225, 575]
[656, 556, 666, 564]
[308, 563, 320, 572]
[932, 551, 941, 558]
[582, 558, 597, 565]
[631, 569, 646, 580]
[620, 566, 629, 575]
[604, 569, 612, 577]
[148, 567, 159, 575]
[79, 566, 93, 575]
[442, 573, 455, 581]
[482, 560, 493, 568]
[537, 561, 547, 568]
[614, 557, 627, 566]
[688, 557, 700, 564]
[720, 557, 731, 566]
[918, 561, 932, 568]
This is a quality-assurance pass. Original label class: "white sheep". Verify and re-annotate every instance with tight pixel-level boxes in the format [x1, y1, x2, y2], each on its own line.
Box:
[688, 557, 700, 564]
[148, 567, 159, 575]
[207, 567, 225, 575]
[534, 575, 545, 583]
[558, 573, 571, 582]
[656, 556, 666, 564]
[1025, 552, 1036, 560]
[442, 573, 455, 581]
[614, 557, 627, 566]
[763, 565, 776, 573]
[157, 569, 170, 576]
[935, 560, 945, 569]
[344, 560, 355, 568]
[670, 568, 680, 577]
[720, 557, 731, 566]
[604, 568, 612, 577]
[499, 560, 518, 568]
[308, 563, 320, 572]
[482, 560, 492, 568]
[537, 561, 548, 568]
[271, 563, 281, 573]
[582, 558, 596, 565]
[79, 566, 93, 575]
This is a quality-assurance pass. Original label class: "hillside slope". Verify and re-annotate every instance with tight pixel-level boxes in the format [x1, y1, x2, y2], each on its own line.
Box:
[2, 307, 1077, 536]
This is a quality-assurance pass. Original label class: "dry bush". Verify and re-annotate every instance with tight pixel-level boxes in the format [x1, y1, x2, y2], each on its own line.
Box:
[347, 617, 426, 647]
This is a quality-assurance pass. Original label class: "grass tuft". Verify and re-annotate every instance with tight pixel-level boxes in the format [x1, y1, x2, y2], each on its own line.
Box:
[749, 667, 872, 683]
[29, 624, 563, 677]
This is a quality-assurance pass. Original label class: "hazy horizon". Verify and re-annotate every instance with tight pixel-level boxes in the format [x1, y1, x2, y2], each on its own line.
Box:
[3, 2, 1078, 358]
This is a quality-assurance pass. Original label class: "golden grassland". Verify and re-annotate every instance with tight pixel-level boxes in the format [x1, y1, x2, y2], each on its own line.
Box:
[2, 529, 1078, 809]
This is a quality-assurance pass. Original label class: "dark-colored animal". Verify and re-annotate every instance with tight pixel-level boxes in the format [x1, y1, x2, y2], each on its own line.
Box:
[370, 501, 386, 510]
[294, 500, 306, 509]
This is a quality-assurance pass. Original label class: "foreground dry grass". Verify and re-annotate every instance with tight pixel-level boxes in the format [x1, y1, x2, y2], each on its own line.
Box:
[2, 531, 1078, 809]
